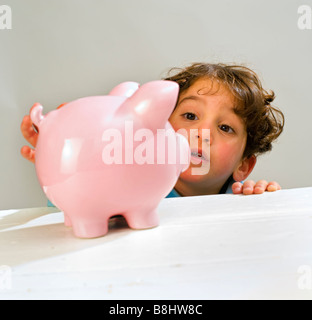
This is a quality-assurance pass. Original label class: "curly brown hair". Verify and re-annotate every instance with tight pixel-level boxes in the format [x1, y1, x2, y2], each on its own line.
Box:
[164, 62, 285, 159]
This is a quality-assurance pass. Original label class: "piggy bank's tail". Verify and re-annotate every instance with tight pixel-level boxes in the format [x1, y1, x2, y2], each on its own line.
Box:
[30, 103, 44, 128]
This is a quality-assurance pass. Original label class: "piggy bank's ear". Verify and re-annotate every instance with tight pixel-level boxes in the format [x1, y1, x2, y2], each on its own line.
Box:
[109, 82, 140, 98]
[116, 81, 179, 130]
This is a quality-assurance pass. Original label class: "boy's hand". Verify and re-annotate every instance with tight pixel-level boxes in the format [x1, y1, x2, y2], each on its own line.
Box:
[232, 180, 281, 195]
[20, 102, 67, 163]
[20, 103, 40, 163]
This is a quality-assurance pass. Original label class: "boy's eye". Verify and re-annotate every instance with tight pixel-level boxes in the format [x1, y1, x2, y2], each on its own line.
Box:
[182, 112, 198, 121]
[219, 124, 235, 133]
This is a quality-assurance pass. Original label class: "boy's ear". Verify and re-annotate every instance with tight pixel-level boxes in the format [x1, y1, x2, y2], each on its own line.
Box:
[233, 155, 257, 182]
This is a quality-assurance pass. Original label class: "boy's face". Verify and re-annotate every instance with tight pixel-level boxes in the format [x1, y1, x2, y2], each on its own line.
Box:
[169, 77, 248, 191]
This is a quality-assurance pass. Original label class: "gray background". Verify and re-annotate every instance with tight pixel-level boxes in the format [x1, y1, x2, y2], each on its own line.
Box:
[1, 0, 311, 209]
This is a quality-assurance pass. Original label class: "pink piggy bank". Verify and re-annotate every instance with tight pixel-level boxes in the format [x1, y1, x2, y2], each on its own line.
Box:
[31, 81, 190, 238]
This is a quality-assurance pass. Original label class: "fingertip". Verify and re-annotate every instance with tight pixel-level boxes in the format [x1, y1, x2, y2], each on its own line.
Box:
[233, 187, 242, 194]
[57, 102, 67, 109]
[268, 181, 281, 191]
[242, 187, 253, 195]
[254, 186, 265, 194]
[21, 115, 30, 128]
[267, 184, 278, 192]
[21, 146, 35, 163]
[241, 180, 256, 195]
[232, 182, 242, 194]
[20, 145, 28, 156]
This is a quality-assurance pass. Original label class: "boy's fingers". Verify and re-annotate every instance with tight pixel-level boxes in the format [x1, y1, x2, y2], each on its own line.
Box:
[267, 181, 281, 192]
[242, 180, 255, 195]
[20, 146, 35, 163]
[232, 182, 243, 194]
[20, 115, 32, 139]
[21, 115, 38, 147]
[233, 180, 281, 195]
[57, 102, 67, 109]
[20, 115, 30, 134]
[254, 180, 268, 194]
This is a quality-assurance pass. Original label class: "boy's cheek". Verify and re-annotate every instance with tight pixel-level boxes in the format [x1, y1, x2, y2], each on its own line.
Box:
[211, 144, 240, 173]
[168, 116, 180, 131]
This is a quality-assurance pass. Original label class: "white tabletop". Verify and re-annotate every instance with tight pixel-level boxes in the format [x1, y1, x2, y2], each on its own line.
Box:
[1, 187, 312, 300]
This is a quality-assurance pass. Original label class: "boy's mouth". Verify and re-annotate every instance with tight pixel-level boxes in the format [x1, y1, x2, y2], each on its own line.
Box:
[190, 148, 209, 164]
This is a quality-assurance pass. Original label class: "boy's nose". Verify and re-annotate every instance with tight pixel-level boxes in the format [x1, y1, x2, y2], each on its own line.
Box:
[196, 130, 212, 145]
[196, 135, 210, 143]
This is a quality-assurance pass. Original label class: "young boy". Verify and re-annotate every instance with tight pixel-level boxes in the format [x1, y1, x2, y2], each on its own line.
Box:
[20, 62, 284, 196]
[164, 63, 284, 196]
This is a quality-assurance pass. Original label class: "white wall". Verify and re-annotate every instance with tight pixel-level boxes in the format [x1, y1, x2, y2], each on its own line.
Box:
[1, 0, 311, 209]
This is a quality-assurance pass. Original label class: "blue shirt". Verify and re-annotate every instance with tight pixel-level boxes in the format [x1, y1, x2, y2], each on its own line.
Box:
[166, 176, 235, 198]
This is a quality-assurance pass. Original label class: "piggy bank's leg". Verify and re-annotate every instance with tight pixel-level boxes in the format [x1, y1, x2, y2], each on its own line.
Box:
[64, 208, 109, 238]
[60, 202, 110, 238]
[64, 213, 72, 227]
[70, 218, 109, 239]
[123, 207, 159, 230]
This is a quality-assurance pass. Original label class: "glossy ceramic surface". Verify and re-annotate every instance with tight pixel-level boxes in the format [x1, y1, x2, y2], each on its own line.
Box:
[31, 81, 190, 238]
